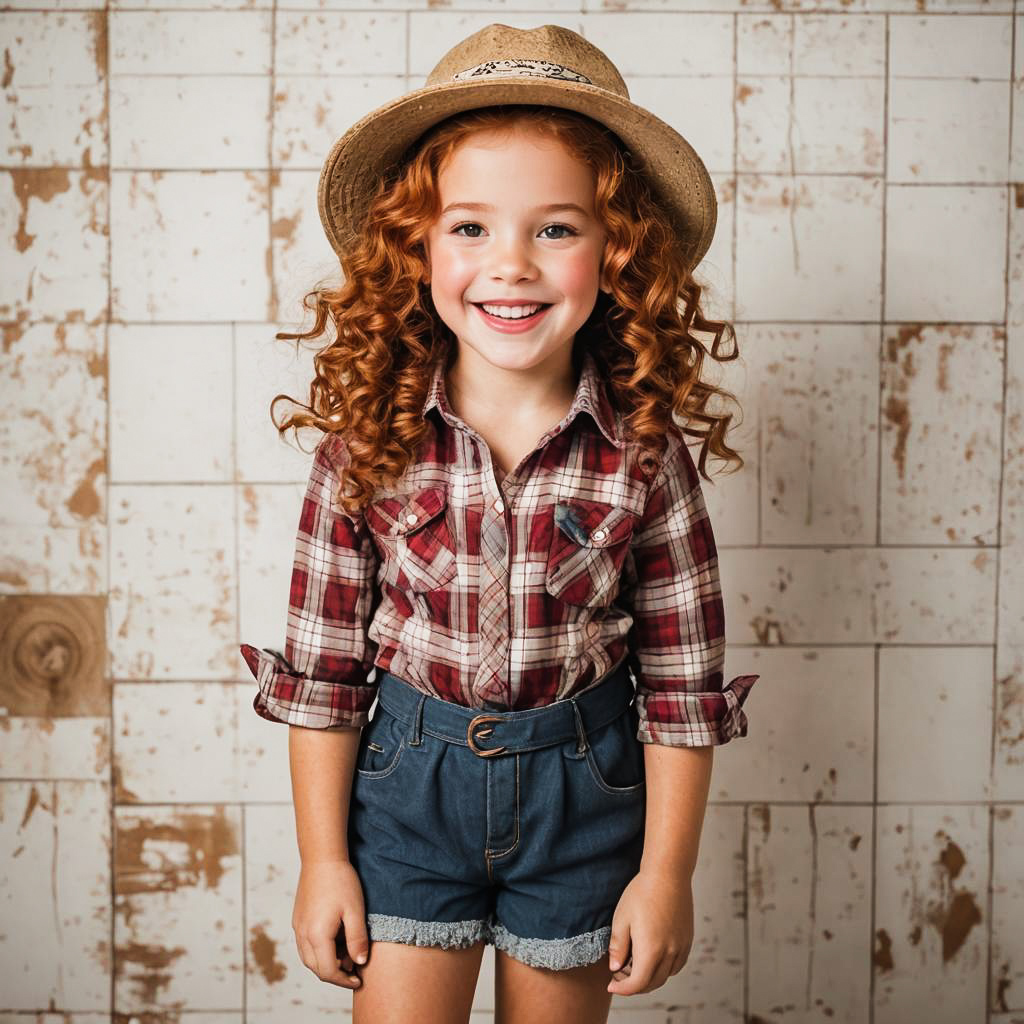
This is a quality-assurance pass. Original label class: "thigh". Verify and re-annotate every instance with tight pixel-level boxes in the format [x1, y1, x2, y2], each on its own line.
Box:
[353, 938, 487, 1024]
[494, 947, 613, 1024]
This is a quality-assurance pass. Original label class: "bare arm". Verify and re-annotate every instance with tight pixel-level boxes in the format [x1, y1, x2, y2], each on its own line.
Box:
[289, 724, 362, 863]
[288, 723, 370, 989]
[639, 743, 713, 880]
[606, 744, 713, 996]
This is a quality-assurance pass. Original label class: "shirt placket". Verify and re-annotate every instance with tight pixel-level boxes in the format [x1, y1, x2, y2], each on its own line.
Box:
[473, 486, 511, 707]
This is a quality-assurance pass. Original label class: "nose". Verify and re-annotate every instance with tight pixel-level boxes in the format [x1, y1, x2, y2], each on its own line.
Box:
[488, 231, 538, 283]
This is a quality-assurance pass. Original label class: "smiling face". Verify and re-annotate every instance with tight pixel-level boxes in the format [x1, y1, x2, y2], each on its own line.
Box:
[422, 125, 611, 379]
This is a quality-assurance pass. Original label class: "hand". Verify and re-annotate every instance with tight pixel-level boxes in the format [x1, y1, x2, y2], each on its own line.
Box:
[606, 868, 694, 996]
[292, 859, 370, 989]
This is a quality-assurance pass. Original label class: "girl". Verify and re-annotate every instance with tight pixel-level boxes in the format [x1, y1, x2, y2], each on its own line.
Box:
[240, 22, 760, 1024]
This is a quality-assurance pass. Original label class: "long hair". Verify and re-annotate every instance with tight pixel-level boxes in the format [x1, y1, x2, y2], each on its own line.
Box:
[269, 104, 750, 517]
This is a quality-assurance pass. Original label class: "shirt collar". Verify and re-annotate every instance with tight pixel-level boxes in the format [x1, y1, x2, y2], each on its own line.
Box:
[422, 347, 625, 449]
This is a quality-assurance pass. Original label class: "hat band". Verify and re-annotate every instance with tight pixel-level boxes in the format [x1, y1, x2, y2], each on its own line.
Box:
[451, 58, 593, 85]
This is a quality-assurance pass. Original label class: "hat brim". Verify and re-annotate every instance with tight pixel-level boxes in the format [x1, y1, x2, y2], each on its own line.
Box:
[317, 76, 717, 274]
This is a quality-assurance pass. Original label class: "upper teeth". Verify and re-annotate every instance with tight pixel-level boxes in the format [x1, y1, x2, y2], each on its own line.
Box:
[481, 303, 544, 319]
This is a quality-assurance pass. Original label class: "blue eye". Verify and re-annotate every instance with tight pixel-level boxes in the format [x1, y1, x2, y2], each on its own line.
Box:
[450, 222, 578, 239]
[540, 224, 577, 239]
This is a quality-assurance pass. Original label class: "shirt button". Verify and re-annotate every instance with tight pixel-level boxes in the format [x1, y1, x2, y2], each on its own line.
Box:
[592, 528, 607, 542]
[494, 499, 504, 514]
[405, 513, 418, 525]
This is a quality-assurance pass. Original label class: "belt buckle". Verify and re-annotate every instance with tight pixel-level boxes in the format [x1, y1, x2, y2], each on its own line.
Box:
[467, 713, 506, 757]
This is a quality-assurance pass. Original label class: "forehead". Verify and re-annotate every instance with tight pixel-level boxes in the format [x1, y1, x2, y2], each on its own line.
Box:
[437, 127, 597, 207]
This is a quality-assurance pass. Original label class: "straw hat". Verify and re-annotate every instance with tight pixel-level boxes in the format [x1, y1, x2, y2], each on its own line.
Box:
[317, 23, 718, 274]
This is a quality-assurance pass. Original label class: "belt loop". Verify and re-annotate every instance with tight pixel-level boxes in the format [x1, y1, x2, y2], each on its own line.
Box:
[571, 699, 588, 754]
[408, 694, 426, 746]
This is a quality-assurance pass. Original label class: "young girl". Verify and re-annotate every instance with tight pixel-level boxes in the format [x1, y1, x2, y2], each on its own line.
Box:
[240, 22, 760, 1023]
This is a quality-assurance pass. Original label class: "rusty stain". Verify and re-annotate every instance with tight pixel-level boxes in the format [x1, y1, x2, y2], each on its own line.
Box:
[928, 835, 982, 963]
[114, 939, 186, 1005]
[873, 928, 894, 971]
[996, 670, 1024, 753]
[995, 962, 1012, 1012]
[241, 484, 259, 531]
[67, 455, 105, 520]
[19, 782, 46, 829]
[9, 169, 73, 252]
[883, 325, 926, 480]
[936, 341, 952, 392]
[87, 10, 107, 82]
[271, 212, 299, 247]
[112, 763, 140, 803]
[250, 923, 287, 984]
[751, 617, 784, 645]
[2, 47, 12, 88]
[116, 809, 239, 893]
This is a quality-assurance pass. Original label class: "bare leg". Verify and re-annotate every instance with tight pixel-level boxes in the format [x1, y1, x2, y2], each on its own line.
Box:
[494, 947, 614, 1024]
[352, 938, 487, 1024]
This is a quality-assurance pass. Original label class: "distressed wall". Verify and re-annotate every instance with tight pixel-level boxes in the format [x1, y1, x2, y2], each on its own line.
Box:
[1, 2, 1022, 1022]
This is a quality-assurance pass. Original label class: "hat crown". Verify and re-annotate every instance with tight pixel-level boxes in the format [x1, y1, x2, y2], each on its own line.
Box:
[426, 23, 630, 99]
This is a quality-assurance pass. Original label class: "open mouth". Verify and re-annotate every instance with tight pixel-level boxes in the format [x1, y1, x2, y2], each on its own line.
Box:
[472, 303, 553, 328]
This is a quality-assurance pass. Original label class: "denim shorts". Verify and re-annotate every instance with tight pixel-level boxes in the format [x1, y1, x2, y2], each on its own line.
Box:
[345, 655, 646, 971]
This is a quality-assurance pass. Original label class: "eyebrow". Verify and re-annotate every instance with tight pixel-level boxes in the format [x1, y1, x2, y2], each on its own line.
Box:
[441, 201, 590, 217]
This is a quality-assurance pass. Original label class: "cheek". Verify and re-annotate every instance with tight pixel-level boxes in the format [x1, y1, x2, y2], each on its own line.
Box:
[427, 245, 476, 293]
[556, 250, 603, 296]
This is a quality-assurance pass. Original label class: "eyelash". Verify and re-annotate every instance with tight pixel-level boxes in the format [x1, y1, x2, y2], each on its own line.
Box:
[450, 222, 578, 240]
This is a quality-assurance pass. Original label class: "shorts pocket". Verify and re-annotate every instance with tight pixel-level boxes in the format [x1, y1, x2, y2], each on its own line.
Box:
[579, 703, 646, 796]
[355, 706, 407, 780]
[544, 499, 638, 608]
[365, 485, 458, 593]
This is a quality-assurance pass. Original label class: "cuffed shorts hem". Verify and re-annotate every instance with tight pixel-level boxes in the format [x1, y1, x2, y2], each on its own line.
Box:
[366, 912, 490, 949]
[366, 911, 611, 971]
[488, 918, 611, 971]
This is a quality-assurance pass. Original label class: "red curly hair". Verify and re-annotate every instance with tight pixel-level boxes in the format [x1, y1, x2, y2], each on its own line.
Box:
[269, 104, 750, 518]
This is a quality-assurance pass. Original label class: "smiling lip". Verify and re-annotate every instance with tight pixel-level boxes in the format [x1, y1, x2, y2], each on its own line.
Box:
[473, 302, 552, 333]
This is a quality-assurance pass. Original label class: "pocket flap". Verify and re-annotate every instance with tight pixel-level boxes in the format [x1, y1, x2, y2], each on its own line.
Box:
[365, 485, 448, 539]
[553, 499, 638, 550]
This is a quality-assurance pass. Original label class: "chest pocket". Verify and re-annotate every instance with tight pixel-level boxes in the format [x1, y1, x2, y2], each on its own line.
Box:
[365, 485, 458, 593]
[545, 498, 639, 608]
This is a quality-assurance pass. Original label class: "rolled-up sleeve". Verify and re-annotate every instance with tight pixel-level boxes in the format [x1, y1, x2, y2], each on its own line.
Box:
[239, 432, 381, 730]
[620, 432, 759, 747]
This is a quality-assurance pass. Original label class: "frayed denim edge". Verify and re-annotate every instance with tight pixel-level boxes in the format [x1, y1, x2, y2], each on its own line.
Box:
[366, 912, 611, 971]
[489, 919, 611, 970]
[366, 912, 489, 949]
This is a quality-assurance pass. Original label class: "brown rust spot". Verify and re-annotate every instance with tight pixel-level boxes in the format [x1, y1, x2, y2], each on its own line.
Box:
[250, 923, 287, 985]
[8, 169, 73, 253]
[873, 928, 894, 971]
[115, 808, 239, 894]
[114, 939, 186, 1006]
[67, 455, 105, 520]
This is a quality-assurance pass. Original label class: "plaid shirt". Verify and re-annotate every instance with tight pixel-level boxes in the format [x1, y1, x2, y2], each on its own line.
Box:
[239, 348, 759, 746]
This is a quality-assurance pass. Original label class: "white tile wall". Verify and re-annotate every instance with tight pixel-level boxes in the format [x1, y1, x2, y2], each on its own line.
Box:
[1, 5, 1020, 1023]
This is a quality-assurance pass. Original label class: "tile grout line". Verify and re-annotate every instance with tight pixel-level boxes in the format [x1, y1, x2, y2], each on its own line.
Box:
[103, 0, 116, 1017]
[988, 4, 1017, 1022]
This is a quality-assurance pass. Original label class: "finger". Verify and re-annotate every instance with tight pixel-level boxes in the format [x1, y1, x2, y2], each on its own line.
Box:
[609, 951, 658, 996]
[339, 908, 371, 968]
[334, 932, 355, 973]
[607, 930, 631, 973]
[314, 934, 361, 988]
